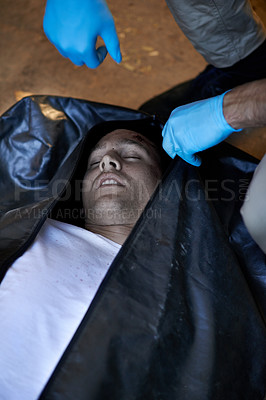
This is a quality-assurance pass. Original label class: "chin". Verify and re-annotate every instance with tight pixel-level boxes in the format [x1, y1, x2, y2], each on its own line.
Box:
[87, 203, 142, 226]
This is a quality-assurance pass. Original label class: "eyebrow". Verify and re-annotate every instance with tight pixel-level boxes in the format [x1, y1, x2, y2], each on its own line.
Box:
[90, 137, 152, 156]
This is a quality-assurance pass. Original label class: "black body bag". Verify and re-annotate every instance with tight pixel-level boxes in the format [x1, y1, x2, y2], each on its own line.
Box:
[0, 96, 265, 400]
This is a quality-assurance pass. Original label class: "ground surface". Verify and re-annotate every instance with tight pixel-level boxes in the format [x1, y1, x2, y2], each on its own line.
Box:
[0, 0, 265, 158]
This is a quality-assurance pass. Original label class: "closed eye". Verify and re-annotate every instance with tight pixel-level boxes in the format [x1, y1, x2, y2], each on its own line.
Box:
[89, 161, 100, 168]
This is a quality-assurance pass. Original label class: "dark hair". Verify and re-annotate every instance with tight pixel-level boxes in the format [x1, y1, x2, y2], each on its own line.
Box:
[50, 117, 170, 227]
[84, 117, 169, 172]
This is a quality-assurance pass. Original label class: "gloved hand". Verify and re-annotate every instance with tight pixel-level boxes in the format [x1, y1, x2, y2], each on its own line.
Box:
[43, 0, 122, 68]
[162, 91, 241, 166]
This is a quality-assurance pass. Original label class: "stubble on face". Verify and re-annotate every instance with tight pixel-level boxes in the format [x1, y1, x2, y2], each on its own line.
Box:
[82, 129, 162, 227]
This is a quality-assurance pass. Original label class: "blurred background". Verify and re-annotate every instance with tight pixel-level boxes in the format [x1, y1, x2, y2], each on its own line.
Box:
[0, 0, 265, 158]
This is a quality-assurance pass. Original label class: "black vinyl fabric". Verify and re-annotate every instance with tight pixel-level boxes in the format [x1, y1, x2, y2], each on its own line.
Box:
[0, 96, 265, 399]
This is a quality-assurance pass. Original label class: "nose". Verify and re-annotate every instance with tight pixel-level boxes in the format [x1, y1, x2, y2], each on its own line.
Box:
[99, 153, 121, 172]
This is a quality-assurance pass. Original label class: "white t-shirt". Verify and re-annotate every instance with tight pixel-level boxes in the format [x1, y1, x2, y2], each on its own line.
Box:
[0, 218, 121, 400]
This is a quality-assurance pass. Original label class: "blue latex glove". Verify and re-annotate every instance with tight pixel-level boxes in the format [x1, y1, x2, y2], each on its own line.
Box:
[43, 0, 122, 68]
[162, 92, 241, 166]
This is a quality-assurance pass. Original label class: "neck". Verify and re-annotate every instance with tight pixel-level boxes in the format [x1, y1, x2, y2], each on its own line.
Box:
[84, 223, 134, 245]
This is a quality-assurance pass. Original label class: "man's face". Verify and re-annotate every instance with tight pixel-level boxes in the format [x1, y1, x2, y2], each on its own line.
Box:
[82, 129, 162, 226]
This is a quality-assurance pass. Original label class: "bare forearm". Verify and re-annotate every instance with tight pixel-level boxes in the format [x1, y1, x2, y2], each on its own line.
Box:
[223, 79, 266, 130]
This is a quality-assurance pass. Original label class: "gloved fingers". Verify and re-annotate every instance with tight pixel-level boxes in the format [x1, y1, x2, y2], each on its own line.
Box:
[162, 125, 176, 159]
[61, 41, 107, 68]
[162, 124, 201, 166]
[101, 24, 122, 64]
[48, 44, 84, 66]
[83, 42, 107, 69]
[67, 52, 85, 66]
[181, 153, 202, 167]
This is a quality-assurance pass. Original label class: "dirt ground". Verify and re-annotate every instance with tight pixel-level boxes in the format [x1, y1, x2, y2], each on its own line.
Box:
[0, 0, 265, 158]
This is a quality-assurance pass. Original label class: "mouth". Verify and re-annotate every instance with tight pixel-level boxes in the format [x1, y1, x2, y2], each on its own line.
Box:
[96, 174, 126, 189]
[100, 179, 122, 187]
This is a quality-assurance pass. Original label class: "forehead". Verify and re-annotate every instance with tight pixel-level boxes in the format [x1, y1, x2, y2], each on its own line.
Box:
[90, 129, 158, 154]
